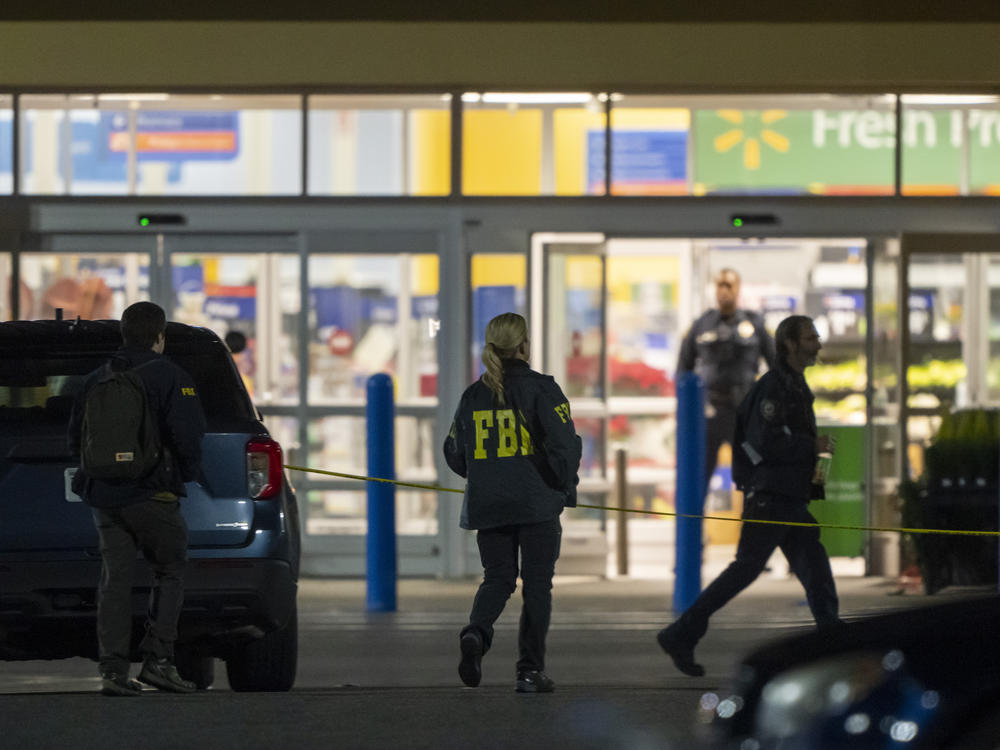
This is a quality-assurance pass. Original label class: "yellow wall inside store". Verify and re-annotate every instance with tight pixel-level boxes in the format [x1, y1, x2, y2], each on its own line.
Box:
[422, 106, 690, 196]
[463, 110, 542, 195]
[607, 255, 680, 302]
[412, 255, 440, 295]
[410, 110, 451, 196]
[471, 254, 527, 289]
[566, 256, 603, 289]
[553, 108, 606, 195]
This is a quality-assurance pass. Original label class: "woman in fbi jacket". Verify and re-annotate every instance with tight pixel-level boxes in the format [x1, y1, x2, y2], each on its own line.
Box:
[444, 312, 581, 693]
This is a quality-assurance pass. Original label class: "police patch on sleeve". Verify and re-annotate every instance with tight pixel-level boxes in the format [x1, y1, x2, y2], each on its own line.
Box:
[760, 399, 777, 420]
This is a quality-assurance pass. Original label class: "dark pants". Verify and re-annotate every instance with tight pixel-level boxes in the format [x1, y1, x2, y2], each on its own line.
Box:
[705, 402, 737, 489]
[462, 518, 562, 673]
[676, 491, 839, 642]
[92, 499, 188, 675]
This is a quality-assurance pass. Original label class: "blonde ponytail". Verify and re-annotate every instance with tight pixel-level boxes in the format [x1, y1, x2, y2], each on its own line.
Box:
[480, 312, 528, 407]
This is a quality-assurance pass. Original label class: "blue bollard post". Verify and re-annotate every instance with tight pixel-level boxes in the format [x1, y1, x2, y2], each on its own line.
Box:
[673, 372, 706, 614]
[366, 373, 397, 612]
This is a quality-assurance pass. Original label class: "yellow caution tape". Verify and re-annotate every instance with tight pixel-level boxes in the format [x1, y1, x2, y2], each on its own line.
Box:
[283, 464, 1000, 538]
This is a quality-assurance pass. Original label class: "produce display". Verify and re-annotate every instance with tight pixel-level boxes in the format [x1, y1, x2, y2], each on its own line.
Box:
[807, 357, 965, 424]
[907, 359, 966, 390]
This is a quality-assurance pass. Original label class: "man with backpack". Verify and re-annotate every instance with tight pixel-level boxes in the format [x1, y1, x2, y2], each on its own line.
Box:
[657, 315, 840, 677]
[69, 301, 206, 696]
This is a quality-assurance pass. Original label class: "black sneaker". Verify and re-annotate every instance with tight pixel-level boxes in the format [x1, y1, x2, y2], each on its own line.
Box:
[138, 657, 197, 693]
[100, 672, 143, 697]
[515, 669, 555, 693]
[657, 625, 705, 677]
[458, 631, 483, 687]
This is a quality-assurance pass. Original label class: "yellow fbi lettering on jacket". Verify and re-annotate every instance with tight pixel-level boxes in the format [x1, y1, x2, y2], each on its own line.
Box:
[181, 387, 196, 396]
[473, 409, 534, 459]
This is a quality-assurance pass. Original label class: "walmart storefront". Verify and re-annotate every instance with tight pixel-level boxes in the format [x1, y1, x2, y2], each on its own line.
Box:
[3, 15, 1000, 579]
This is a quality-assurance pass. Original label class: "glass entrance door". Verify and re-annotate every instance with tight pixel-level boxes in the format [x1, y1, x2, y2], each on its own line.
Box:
[535, 233, 692, 576]
[20, 234, 158, 321]
[296, 243, 442, 576]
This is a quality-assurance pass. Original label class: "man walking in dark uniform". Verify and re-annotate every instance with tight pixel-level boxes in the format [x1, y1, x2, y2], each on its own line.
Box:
[658, 314, 839, 677]
[69, 301, 206, 696]
[677, 268, 775, 492]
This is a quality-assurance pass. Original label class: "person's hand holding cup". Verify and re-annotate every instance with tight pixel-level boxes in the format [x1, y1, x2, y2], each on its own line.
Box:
[816, 434, 836, 455]
[814, 433, 836, 485]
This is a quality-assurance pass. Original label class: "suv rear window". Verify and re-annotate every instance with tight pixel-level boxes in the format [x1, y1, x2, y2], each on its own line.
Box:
[0, 348, 254, 425]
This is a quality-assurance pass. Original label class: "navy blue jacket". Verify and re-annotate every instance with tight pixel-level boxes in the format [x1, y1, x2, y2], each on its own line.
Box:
[68, 346, 206, 509]
[732, 360, 823, 501]
[677, 309, 776, 409]
[443, 359, 582, 530]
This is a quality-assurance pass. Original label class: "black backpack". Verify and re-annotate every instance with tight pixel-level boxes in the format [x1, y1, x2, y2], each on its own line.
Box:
[80, 360, 162, 481]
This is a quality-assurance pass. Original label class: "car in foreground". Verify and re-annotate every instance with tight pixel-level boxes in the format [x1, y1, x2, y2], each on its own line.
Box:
[699, 592, 1000, 748]
[0, 318, 300, 691]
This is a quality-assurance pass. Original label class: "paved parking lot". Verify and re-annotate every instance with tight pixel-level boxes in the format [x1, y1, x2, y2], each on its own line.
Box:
[0, 572, 969, 749]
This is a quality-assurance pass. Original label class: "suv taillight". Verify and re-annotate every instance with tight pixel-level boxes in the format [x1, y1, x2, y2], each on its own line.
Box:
[247, 437, 283, 500]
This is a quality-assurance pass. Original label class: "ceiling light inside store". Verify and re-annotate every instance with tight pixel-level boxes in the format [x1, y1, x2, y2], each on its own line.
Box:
[902, 94, 998, 105]
[97, 93, 170, 102]
[464, 93, 595, 105]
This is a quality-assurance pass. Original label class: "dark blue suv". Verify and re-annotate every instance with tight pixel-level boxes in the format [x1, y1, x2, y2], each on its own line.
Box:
[0, 319, 300, 691]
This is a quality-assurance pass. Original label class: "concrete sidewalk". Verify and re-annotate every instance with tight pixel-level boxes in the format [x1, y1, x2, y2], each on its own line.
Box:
[298, 569, 987, 624]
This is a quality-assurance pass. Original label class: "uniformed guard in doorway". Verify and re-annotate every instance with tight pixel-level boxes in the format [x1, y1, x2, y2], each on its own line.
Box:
[676, 268, 776, 491]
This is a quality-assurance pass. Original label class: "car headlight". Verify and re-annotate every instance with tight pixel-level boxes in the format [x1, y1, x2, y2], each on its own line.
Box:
[748, 649, 937, 747]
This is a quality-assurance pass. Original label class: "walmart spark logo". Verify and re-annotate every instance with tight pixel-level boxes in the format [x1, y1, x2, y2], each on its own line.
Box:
[713, 110, 790, 169]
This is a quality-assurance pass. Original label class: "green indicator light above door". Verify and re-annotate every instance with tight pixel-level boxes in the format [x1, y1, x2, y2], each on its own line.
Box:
[136, 214, 186, 227]
[729, 214, 779, 227]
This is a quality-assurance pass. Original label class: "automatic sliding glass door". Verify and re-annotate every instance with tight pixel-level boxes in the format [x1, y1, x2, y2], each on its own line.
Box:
[19, 234, 157, 321]
[535, 234, 692, 576]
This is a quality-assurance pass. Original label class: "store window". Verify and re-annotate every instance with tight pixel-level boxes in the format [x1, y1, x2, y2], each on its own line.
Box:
[606, 251, 681, 398]
[469, 253, 527, 381]
[462, 92, 607, 196]
[19, 94, 301, 195]
[870, 239, 902, 529]
[0, 95, 11, 194]
[306, 488, 438, 536]
[546, 252, 603, 398]
[607, 95, 689, 196]
[611, 94, 896, 196]
[306, 415, 437, 536]
[170, 253, 301, 404]
[306, 253, 439, 404]
[19, 252, 148, 321]
[905, 252, 966, 478]
[307, 94, 451, 196]
[900, 94, 1000, 196]
[804, 242, 870, 426]
[988, 255, 1000, 401]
